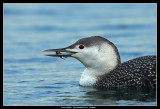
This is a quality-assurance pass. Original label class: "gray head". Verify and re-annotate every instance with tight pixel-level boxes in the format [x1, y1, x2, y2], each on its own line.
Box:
[44, 36, 121, 74]
[65, 36, 121, 69]
[44, 36, 121, 86]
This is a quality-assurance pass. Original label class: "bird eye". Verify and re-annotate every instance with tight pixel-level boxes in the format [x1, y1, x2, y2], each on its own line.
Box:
[79, 45, 84, 49]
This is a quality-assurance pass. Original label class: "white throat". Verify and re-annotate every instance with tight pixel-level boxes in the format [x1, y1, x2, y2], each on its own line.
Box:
[78, 43, 120, 86]
[79, 68, 97, 86]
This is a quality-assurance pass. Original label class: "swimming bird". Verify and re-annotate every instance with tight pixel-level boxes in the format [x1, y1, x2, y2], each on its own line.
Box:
[44, 36, 156, 88]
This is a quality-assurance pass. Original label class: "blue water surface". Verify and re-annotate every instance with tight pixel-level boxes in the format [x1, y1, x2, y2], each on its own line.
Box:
[4, 3, 156, 106]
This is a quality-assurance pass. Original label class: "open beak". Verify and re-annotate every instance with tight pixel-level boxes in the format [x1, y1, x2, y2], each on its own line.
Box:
[43, 48, 77, 58]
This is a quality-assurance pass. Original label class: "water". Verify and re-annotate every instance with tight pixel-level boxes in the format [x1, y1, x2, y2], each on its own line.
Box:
[3, 3, 157, 106]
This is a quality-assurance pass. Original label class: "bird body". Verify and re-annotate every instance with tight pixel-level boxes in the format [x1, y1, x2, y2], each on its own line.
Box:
[95, 55, 156, 88]
[44, 36, 156, 88]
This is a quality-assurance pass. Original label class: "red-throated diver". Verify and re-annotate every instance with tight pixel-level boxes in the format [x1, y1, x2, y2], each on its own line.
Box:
[44, 36, 156, 88]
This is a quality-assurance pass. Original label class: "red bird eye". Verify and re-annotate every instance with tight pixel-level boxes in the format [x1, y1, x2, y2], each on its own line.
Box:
[79, 45, 84, 49]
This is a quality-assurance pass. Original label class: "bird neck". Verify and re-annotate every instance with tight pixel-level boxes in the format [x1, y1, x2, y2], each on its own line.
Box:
[79, 68, 98, 86]
[79, 43, 121, 86]
[79, 60, 120, 86]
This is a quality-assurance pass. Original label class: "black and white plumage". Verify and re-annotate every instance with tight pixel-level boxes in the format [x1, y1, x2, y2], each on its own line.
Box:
[96, 56, 156, 88]
[44, 36, 156, 88]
